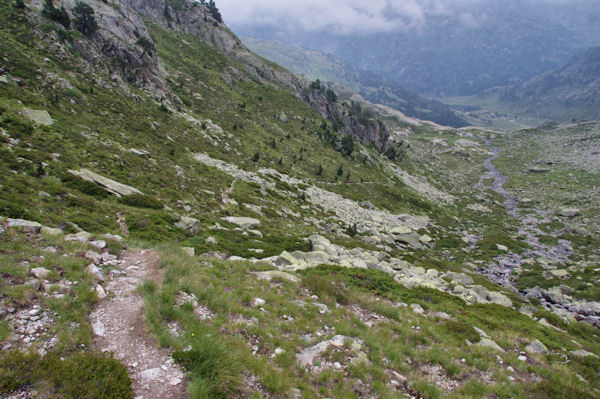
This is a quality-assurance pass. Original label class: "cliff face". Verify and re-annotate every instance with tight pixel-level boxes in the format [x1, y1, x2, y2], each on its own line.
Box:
[301, 87, 390, 152]
[42, 0, 171, 99]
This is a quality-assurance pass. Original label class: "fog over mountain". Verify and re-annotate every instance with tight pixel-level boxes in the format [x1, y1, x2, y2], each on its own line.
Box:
[219, 0, 600, 96]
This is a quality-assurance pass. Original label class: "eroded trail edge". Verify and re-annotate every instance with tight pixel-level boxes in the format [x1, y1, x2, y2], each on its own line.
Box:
[90, 250, 187, 399]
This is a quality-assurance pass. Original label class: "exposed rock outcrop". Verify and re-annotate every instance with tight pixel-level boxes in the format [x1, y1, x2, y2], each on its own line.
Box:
[67, 169, 143, 197]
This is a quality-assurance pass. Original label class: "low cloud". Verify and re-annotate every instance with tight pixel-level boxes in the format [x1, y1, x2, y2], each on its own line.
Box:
[216, 0, 582, 35]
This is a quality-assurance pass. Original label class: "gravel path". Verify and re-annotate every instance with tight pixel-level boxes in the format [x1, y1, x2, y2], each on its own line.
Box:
[90, 250, 187, 399]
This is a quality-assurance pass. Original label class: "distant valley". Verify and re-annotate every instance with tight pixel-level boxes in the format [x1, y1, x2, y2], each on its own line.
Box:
[244, 37, 467, 128]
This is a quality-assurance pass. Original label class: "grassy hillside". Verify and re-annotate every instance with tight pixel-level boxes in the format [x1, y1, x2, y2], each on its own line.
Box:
[1, 1, 600, 398]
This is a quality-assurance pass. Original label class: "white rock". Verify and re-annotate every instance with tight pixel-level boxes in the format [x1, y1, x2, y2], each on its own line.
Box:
[67, 169, 142, 197]
[296, 335, 347, 367]
[250, 298, 266, 307]
[92, 321, 106, 337]
[41, 226, 63, 236]
[410, 303, 425, 315]
[65, 231, 92, 242]
[7, 219, 42, 233]
[274, 348, 285, 355]
[90, 240, 107, 249]
[86, 264, 105, 281]
[223, 216, 261, 229]
[182, 247, 195, 256]
[96, 285, 107, 299]
[525, 340, 548, 354]
[252, 271, 301, 283]
[139, 368, 161, 382]
[559, 208, 580, 217]
[476, 338, 505, 352]
[22, 108, 53, 126]
[101, 252, 118, 262]
[102, 233, 123, 242]
[432, 312, 451, 320]
[169, 377, 182, 386]
[85, 250, 103, 264]
[570, 350, 598, 358]
[420, 234, 433, 244]
[30, 267, 51, 279]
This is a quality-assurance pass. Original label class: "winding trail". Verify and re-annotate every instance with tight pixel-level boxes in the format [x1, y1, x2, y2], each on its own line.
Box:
[90, 250, 187, 399]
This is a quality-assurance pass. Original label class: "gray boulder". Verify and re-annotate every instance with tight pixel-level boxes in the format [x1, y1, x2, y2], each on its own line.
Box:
[7, 219, 42, 234]
[182, 247, 195, 256]
[559, 208, 581, 217]
[223, 216, 260, 229]
[570, 350, 598, 358]
[476, 338, 505, 352]
[175, 217, 201, 235]
[525, 340, 548, 354]
[129, 148, 151, 157]
[488, 291, 513, 307]
[86, 264, 105, 281]
[303, 251, 330, 265]
[85, 250, 103, 264]
[30, 267, 51, 279]
[252, 270, 300, 283]
[22, 108, 53, 126]
[393, 232, 424, 250]
[65, 231, 92, 242]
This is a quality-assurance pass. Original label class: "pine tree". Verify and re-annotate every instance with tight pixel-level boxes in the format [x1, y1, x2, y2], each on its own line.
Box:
[12, 0, 25, 9]
[207, 0, 222, 23]
[73, 1, 98, 36]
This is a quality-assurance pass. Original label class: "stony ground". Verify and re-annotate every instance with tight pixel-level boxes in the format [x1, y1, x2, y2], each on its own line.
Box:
[1, 2, 600, 397]
[90, 250, 187, 399]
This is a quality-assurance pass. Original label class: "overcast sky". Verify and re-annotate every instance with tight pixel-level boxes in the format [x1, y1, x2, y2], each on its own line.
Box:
[216, 0, 577, 35]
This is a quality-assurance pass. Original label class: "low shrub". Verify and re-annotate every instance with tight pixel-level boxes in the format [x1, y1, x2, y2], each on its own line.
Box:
[443, 319, 481, 343]
[118, 193, 163, 209]
[0, 350, 133, 398]
[0, 199, 33, 220]
[61, 173, 108, 198]
[0, 116, 34, 139]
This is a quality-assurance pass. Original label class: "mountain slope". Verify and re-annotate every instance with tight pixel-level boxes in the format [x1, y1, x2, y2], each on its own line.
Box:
[1, 1, 600, 398]
[497, 46, 600, 121]
[243, 37, 467, 128]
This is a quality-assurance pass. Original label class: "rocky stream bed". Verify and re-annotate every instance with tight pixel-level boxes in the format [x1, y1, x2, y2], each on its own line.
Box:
[477, 138, 599, 327]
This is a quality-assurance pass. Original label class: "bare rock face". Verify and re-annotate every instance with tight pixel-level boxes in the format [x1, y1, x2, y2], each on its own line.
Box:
[50, 0, 171, 100]
[301, 86, 391, 153]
